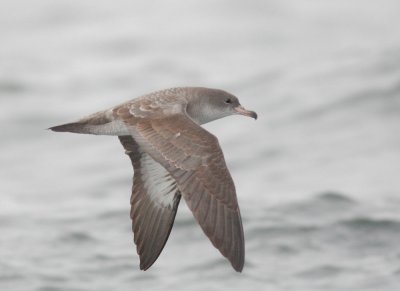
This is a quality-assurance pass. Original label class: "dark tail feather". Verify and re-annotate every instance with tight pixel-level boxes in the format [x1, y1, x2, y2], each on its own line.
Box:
[49, 110, 115, 135]
[48, 122, 89, 134]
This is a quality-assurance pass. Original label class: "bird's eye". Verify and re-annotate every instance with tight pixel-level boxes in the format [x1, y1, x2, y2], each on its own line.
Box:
[225, 98, 232, 104]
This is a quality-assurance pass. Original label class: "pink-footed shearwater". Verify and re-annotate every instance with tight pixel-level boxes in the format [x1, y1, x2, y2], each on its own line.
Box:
[50, 87, 257, 272]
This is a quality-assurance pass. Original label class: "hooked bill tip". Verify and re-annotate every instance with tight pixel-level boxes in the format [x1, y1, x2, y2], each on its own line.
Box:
[234, 105, 258, 120]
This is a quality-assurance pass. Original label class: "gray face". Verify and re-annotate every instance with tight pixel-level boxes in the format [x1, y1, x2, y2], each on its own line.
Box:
[207, 90, 257, 120]
[211, 92, 241, 114]
[186, 88, 257, 125]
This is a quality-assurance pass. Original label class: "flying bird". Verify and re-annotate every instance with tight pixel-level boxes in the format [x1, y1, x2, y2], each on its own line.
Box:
[50, 87, 257, 272]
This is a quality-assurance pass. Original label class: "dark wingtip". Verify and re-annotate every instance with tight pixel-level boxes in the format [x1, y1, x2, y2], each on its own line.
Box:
[231, 257, 244, 272]
[139, 260, 153, 271]
[139, 264, 147, 271]
[234, 264, 244, 273]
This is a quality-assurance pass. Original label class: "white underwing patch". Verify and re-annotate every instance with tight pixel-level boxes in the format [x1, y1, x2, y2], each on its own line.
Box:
[139, 150, 178, 208]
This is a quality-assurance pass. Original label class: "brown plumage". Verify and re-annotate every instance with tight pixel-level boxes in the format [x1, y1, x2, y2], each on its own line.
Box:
[49, 87, 257, 272]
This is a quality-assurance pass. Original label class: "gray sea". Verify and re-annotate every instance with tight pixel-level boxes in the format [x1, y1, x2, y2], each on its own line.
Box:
[1, 1, 400, 290]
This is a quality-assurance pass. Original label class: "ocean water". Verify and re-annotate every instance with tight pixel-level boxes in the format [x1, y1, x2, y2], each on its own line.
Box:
[1, 1, 400, 290]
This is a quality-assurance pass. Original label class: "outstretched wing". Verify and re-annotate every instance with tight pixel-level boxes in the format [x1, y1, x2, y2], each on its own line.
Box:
[118, 136, 181, 270]
[115, 106, 245, 272]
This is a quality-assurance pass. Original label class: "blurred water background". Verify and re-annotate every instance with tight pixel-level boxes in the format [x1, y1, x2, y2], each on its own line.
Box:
[1, 1, 400, 290]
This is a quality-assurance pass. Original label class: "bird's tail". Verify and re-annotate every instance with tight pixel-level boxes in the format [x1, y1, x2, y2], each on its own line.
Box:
[48, 110, 119, 135]
[49, 121, 93, 134]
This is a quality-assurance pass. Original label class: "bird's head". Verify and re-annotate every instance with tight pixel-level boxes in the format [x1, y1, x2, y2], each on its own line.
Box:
[186, 87, 257, 124]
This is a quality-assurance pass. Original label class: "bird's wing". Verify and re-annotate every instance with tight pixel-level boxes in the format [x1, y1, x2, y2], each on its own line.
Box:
[118, 135, 181, 270]
[115, 107, 245, 272]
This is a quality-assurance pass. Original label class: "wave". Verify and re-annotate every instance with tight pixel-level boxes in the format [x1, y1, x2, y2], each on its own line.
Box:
[57, 231, 96, 243]
[336, 217, 400, 232]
